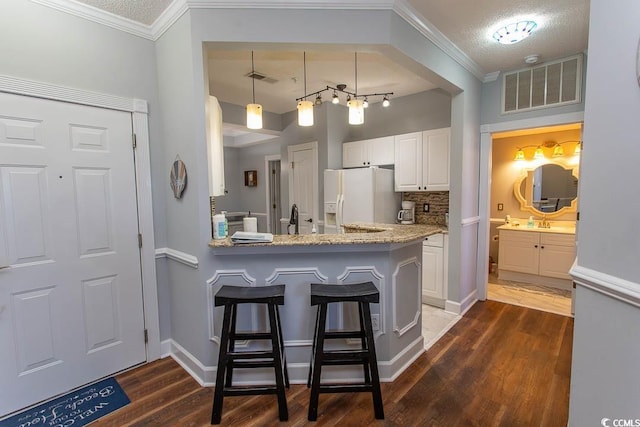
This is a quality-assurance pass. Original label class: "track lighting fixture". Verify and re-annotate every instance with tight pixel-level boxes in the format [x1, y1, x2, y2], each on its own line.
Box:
[246, 51, 262, 130]
[295, 52, 393, 126]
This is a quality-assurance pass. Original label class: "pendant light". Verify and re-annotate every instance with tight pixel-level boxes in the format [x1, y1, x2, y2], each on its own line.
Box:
[246, 51, 263, 130]
[297, 52, 314, 126]
[347, 52, 364, 125]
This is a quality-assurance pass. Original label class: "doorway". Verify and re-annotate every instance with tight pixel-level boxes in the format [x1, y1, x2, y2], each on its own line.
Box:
[265, 155, 281, 233]
[287, 141, 319, 234]
[481, 120, 581, 317]
[0, 92, 147, 415]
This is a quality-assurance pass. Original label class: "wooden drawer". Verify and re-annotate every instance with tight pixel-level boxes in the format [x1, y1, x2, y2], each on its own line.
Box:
[540, 233, 574, 247]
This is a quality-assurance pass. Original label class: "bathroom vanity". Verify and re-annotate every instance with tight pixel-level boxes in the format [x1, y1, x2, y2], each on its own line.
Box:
[497, 224, 575, 290]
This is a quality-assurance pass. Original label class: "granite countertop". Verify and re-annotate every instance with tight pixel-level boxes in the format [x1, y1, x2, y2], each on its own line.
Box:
[208, 223, 447, 248]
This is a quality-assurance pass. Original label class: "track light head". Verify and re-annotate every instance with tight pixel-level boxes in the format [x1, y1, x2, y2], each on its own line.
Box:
[363, 97, 369, 108]
[331, 92, 339, 104]
[315, 94, 322, 105]
[382, 96, 390, 107]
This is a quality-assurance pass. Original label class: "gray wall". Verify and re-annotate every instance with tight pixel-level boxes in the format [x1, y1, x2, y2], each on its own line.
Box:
[0, 0, 171, 340]
[569, 0, 640, 423]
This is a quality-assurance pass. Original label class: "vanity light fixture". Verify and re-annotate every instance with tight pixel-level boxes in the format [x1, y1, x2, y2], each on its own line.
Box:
[294, 52, 393, 125]
[534, 146, 545, 159]
[493, 20, 538, 45]
[553, 144, 564, 157]
[514, 148, 526, 161]
[246, 51, 263, 130]
[573, 142, 581, 155]
[297, 52, 314, 127]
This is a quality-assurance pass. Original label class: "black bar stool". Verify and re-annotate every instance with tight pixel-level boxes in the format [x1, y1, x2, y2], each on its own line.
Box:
[307, 281, 384, 421]
[211, 285, 289, 424]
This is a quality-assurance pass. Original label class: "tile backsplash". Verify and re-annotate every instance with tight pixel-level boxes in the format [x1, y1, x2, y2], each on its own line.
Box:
[402, 191, 449, 226]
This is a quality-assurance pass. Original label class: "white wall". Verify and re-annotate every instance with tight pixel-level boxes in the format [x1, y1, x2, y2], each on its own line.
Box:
[569, 0, 640, 424]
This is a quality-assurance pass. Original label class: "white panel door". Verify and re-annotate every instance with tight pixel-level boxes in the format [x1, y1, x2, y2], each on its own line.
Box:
[0, 92, 145, 416]
[288, 142, 317, 234]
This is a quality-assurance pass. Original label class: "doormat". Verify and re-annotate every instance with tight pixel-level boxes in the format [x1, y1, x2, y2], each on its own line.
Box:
[0, 377, 130, 427]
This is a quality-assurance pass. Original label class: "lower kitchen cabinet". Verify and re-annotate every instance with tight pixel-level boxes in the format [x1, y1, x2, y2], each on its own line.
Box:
[422, 233, 448, 307]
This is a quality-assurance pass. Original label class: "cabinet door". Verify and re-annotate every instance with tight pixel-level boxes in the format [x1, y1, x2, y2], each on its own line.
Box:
[498, 230, 539, 274]
[368, 136, 395, 166]
[394, 132, 422, 191]
[343, 140, 368, 168]
[539, 234, 576, 279]
[422, 245, 444, 299]
[422, 128, 450, 191]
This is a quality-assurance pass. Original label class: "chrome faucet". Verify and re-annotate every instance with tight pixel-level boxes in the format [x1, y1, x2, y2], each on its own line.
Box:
[289, 204, 299, 235]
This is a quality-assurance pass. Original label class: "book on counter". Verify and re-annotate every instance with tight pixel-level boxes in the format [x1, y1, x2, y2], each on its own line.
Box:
[230, 231, 274, 244]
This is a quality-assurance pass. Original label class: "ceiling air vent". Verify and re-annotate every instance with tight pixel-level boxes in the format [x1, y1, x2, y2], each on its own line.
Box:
[246, 71, 278, 84]
[502, 54, 582, 114]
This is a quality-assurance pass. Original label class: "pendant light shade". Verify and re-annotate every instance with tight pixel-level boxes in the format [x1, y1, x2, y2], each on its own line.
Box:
[514, 148, 525, 161]
[246, 103, 263, 129]
[246, 51, 263, 130]
[297, 100, 314, 126]
[347, 99, 364, 125]
[297, 52, 314, 127]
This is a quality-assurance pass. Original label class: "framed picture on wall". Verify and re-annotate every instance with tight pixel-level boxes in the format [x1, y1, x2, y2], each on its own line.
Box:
[244, 170, 257, 187]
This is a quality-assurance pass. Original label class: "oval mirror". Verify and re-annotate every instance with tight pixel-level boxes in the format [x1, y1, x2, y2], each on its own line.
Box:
[514, 162, 579, 218]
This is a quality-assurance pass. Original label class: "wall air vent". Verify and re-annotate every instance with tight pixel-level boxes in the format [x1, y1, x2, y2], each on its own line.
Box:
[502, 54, 582, 114]
[246, 71, 278, 84]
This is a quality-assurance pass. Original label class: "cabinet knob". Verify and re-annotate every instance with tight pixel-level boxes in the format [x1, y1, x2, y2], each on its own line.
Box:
[541, 246, 545, 249]
[534, 245, 538, 248]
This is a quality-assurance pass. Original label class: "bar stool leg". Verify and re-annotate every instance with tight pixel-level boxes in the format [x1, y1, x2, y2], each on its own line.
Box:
[361, 303, 384, 420]
[274, 305, 290, 388]
[308, 303, 328, 421]
[307, 305, 321, 388]
[211, 303, 233, 425]
[358, 302, 372, 385]
[268, 303, 289, 421]
[225, 303, 237, 387]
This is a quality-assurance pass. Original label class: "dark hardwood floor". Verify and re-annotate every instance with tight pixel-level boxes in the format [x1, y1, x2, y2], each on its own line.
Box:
[94, 300, 573, 426]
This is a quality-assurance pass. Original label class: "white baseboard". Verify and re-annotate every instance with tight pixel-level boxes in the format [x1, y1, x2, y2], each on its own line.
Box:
[162, 335, 425, 386]
[445, 289, 478, 315]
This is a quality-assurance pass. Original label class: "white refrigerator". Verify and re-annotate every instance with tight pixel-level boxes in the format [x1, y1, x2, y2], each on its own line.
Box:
[323, 168, 400, 233]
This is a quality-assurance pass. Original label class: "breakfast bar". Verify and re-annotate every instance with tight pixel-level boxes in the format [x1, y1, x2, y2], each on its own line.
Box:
[208, 223, 445, 383]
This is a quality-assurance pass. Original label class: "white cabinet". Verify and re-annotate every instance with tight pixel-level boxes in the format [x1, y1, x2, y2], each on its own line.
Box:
[394, 128, 450, 192]
[422, 233, 448, 307]
[498, 228, 575, 288]
[342, 136, 394, 168]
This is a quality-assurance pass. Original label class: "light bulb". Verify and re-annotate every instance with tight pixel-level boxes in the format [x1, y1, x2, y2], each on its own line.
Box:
[332, 92, 339, 104]
[315, 94, 322, 106]
[382, 96, 390, 107]
[363, 98, 369, 108]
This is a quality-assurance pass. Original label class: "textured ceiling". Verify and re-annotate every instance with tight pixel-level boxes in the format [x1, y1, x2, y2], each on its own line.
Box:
[69, 0, 590, 118]
[75, 0, 172, 25]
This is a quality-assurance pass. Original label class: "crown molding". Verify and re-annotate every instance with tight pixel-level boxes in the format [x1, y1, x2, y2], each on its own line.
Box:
[30, 0, 154, 40]
[391, 0, 485, 81]
[33, 0, 485, 80]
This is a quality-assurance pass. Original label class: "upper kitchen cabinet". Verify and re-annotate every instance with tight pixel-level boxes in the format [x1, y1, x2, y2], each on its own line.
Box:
[342, 136, 394, 168]
[394, 128, 450, 192]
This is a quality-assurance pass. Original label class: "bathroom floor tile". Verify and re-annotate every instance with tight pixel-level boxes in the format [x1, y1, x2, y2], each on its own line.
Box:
[487, 275, 572, 317]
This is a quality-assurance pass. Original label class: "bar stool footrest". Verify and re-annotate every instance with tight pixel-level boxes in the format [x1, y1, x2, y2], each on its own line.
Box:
[223, 386, 279, 396]
[319, 358, 370, 366]
[228, 350, 274, 359]
[322, 349, 369, 360]
[318, 384, 373, 393]
[234, 332, 274, 340]
[231, 360, 277, 369]
[323, 331, 364, 340]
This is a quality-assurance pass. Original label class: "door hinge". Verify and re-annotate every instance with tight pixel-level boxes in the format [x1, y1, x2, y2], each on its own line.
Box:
[576, 212, 580, 221]
[132, 133, 137, 149]
[290, 162, 294, 169]
[138, 233, 142, 248]
[144, 329, 148, 343]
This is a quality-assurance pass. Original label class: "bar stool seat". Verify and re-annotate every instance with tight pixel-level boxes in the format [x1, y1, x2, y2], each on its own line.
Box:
[211, 284, 289, 424]
[307, 281, 384, 421]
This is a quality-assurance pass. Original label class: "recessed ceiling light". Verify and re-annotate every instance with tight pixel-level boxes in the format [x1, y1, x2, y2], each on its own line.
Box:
[493, 20, 537, 45]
